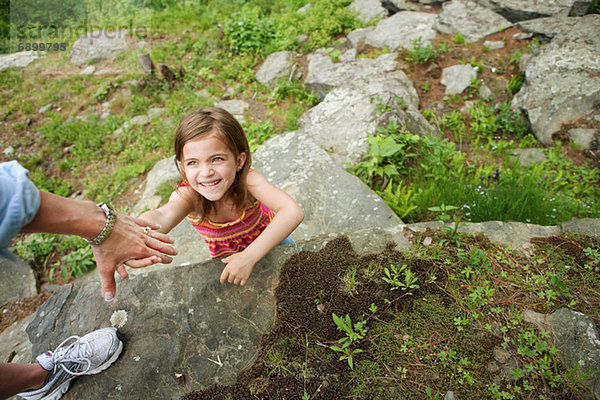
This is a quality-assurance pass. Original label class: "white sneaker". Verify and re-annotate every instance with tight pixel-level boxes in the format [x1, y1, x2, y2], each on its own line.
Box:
[17, 327, 123, 400]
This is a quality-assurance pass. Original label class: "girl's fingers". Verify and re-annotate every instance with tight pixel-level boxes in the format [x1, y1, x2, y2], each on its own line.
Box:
[117, 264, 129, 279]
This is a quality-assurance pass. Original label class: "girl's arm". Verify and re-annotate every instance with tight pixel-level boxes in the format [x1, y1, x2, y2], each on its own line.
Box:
[139, 188, 194, 234]
[220, 170, 304, 286]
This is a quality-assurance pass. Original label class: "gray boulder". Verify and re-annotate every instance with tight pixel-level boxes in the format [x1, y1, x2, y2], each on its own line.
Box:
[476, 0, 593, 22]
[509, 147, 547, 167]
[516, 16, 582, 41]
[214, 99, 250, 124]
[435, 0, 512, 42]
[441, 64, 477, 94]
[568, 128, 598, 151]
[70, 30, 130, 66]
[349, 0, 388, 22]
[304, 52, 399, 99]
[0, 255, 37, 305]
[255, 51, 299, 87]
[253, 130, 403, 241]
[346, 27, 375, 49]
[23, 231, 398, 400]
[364, 11, 438, 50]
[524, 308, 600, 399]
[298, 72, 431, 166]
[0, 51, 43, 72]
[511, 15, 600, 145]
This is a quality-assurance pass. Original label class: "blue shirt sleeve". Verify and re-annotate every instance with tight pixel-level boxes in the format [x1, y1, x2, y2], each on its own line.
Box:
[0, 161, 41, 253]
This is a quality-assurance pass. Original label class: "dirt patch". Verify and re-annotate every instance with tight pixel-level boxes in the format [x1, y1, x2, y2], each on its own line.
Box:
[0, 290, 51, 335]
[181, 237, 499, 399]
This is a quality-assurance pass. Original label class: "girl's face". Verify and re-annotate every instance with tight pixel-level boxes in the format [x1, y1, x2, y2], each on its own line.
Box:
[180, 134, 246, 203]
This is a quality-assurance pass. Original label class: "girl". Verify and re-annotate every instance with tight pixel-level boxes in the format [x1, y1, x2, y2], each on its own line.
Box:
[139, 107, 304, 286]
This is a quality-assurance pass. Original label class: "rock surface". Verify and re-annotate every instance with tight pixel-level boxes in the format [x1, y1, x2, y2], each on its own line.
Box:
[0, 51, 43, 72]
[441, 64, 477, 94]
[70, 30, 131, 66]
[349, 0, 388, 22]
[477, 0, 593, 22]
[0, 255, 37, 305]
[511, 14, 600, 145]
[435, 0, 512, 42]
[255, 51, 299, 87]
[364, 11, 438, 50]
[13, 217, 600, 400]
[524, 308, 600, 399]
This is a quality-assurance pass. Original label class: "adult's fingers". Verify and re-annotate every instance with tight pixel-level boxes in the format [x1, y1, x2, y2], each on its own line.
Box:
[97, 262, 117, 302]
[145, 235, 178, 257]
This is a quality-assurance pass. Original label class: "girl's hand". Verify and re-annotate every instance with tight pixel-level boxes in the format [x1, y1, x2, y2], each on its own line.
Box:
[220, 252, 256, 286]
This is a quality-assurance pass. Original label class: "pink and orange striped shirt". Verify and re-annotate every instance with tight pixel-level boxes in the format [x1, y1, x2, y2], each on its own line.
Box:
[185, 201, 275, 258]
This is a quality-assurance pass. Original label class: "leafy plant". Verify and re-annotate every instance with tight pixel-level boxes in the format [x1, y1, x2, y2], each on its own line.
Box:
[348, 124, 419, 191]
[266, 347, 291, 376]
[61, 244, 95, 279]
[383, 263, 419, 292]
[428, 203, 459, 222]
[453, 30, 465, 44]
[330, 313, 366, 370]
[405, 37, 438, 64]
[380, 182, 418, 219]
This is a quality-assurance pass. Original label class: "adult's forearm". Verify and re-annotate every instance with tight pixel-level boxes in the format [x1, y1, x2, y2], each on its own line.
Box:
[20, 190, 106, 241]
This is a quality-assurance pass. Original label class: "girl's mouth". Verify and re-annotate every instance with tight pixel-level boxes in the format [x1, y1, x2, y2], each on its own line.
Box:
[200, 179, 221, 187]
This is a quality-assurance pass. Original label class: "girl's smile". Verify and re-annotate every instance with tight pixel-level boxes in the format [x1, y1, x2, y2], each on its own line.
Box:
[181, 134, 246, 203]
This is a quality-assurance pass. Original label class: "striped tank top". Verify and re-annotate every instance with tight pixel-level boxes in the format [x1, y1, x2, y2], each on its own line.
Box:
[186, 201, 275, 258]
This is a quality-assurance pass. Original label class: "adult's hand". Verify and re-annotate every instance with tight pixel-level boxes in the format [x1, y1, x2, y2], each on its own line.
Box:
[93, 214, 177, 301]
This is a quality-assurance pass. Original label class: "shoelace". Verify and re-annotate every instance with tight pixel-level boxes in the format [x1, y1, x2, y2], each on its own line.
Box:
[50, 335, 92, 376]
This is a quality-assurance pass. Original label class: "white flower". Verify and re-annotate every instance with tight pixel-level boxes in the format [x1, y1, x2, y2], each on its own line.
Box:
[110, 309, 128, 328]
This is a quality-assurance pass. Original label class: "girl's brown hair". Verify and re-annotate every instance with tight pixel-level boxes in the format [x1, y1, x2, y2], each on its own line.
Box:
[174, 107, 252, 221]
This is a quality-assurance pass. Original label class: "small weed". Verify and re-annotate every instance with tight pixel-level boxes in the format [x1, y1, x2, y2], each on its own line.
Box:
[342, 264, 359, 295]
[266, 347, 291, 377]
[453, 30, 465, 44]
[330, 313, 367, 370]
[405, 37, 439, 64]
[583, 247, 600, 272]
[382, 263, 419, 292]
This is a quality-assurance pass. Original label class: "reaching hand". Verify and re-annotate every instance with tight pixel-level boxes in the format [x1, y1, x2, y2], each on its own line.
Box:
[92, 215, 177, 301]
[220, 252, 256, 286]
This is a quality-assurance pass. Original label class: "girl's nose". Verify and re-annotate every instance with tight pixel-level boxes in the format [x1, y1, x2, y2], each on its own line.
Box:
[200, 164, 214, 177]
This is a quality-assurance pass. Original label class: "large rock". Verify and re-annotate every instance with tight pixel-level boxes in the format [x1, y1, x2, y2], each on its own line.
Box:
[524, 308, 600, 399]
[516, 16, 582, 41]
[70, 30, 130, 66]
[23, 231, 398, 400]
[435, 0, 512, 42]
[299, 73, 433, 166]
[511, 15, 600, 145]
[476, 0, 593, 22]
[252, 130, 403, 239]
[364, 11, 438, 50]
[213, 99, 250, 124]
[0, 51, 43, 72]
[0, 255, 37, 304]
[255, 51, 299, 87]
[304, 51, 399, 99]
[349, 0, 388, 22]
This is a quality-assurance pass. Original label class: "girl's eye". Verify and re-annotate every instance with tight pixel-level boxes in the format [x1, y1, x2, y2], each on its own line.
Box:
[213, 157, 224, 162]
[186, 161, 198, 166]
